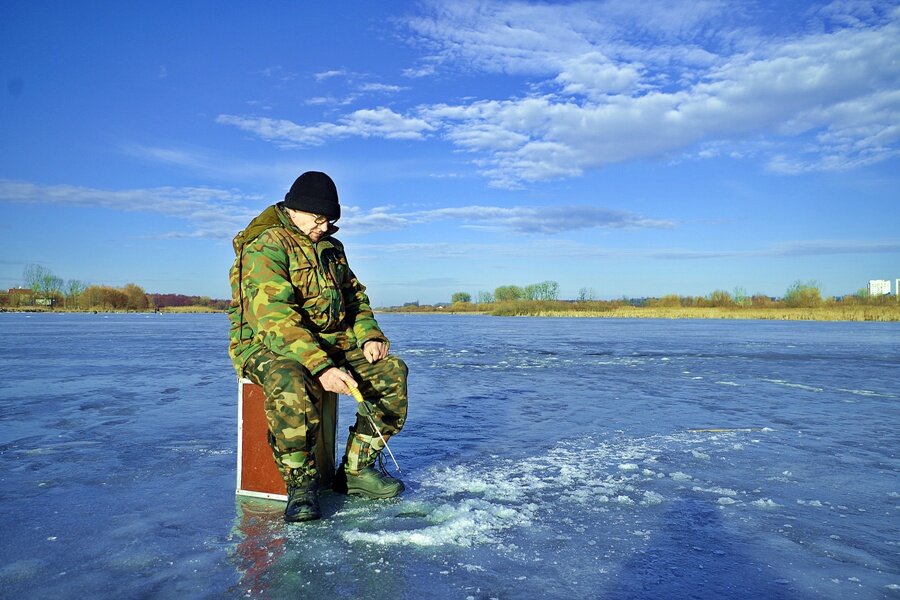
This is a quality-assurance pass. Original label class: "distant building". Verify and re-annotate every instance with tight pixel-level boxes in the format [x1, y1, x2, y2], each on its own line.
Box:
[868, 280, 891, 296]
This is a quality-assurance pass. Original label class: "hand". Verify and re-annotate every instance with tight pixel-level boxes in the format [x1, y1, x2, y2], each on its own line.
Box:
[316, 367, 358, 395]
[363, 340, 388, 364]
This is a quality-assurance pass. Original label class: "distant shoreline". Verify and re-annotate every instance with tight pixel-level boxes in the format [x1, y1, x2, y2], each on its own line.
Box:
[0, 306, 222, 314]
[378, 304, 900, 322]
[4, 304, 898, 322]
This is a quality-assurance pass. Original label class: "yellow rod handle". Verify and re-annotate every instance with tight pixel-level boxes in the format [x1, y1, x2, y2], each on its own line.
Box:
[348, 386, 365, 404]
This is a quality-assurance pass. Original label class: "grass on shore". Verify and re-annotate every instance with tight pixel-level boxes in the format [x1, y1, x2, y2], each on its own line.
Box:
[157, 306, 221, 313]
[7, 302, 899, 322]
[1, 305, 223, 314]
[384, 301, 900, 322]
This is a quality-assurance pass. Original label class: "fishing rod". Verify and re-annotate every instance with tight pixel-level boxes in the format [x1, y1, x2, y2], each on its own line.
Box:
[347, 385, 401, 472]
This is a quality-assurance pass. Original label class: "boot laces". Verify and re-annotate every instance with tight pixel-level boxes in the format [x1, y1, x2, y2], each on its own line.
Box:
[376, 453, 395, 481]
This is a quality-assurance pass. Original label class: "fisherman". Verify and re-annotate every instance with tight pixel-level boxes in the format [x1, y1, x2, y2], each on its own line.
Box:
[228, 171, 408, 523]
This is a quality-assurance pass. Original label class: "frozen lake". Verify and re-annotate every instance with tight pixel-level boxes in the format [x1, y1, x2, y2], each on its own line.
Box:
[1, 312, 898, 599]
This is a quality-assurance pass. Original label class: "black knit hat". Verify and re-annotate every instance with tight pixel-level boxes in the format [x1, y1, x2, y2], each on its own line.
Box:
[282, 171, 340, 221]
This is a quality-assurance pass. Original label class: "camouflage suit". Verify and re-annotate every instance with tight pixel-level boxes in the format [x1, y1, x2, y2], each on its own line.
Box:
[228, 205, 407, 488]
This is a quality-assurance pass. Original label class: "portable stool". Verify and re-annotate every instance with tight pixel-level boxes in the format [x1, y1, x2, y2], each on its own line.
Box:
[236, 378, 338, 501]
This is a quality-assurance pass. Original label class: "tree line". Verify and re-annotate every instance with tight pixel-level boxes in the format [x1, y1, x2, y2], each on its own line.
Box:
[1, 264, 228, 310]
[446, 280, 894, 309]
[452, 280, 561, 304]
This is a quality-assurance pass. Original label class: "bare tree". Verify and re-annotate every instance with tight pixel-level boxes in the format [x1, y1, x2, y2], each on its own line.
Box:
[22, 264, 51, 303]
[65, 280, 86, 309]
[22, 264, 64, 306]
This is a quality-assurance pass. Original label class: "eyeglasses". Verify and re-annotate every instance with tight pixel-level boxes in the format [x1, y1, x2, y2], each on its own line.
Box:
[313, 214, 336, 226]
[285, 206, 337, 227]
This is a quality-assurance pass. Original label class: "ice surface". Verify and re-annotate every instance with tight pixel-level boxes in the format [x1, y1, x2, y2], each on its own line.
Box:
[1, 313, 898, 599]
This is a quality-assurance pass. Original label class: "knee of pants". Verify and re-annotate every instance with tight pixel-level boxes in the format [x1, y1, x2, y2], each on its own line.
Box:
[366, 355, 408, 433]
[380, 356, 408, 404]
[390, 354, 409, 376]
[262, 358, 315, 401]
[380, 355, 409, 392]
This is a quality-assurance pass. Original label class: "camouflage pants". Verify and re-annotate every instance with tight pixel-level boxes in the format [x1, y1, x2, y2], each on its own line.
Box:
[243, 346, 408, 487]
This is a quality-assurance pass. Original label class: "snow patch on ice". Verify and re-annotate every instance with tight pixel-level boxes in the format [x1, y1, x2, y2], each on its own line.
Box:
[632, 530, 652, 537]
[692, 486, 738, 496]
[642, 491, 664, 506]
[752, 498, 780, 508]
[342, 498, 533, 547]
[342, 428, 777, 549]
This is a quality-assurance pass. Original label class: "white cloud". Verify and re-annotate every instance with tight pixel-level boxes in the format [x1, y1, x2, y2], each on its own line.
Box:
[120, 143, 304, 185]
[402, 63, 436, 78]
[259, 65, 298, 81]
[340, 203, 675, 234]
[0, 180, 260, 239]
[355, 236, 900, 261]
[314, 69, 347, 80]
[0, 177, 674, 243]
[403, 0, 734, 77]
[428, 13, 900, 184]
[768, 239, 900, 256]
[217, 108, 434, 147]
[340, 206, 413, 232]
[348, 108, 434, 139]
[359, 82, 406, 94]
[219, 1, 900, 187]
[647, 238, 900, 259]
[812, 0, 896, 29]
[555, 52, 643, 98]
[309, 69, 406, 105]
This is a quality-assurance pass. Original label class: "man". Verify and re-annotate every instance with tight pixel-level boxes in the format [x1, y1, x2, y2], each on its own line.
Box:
[228, 171, 408, 523]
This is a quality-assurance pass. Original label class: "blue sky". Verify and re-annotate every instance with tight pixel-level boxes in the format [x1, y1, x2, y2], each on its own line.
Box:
[1, 1, 898, 306]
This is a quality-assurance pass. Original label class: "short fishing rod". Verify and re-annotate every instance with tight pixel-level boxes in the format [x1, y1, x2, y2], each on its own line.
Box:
[347, 385, 401, 472]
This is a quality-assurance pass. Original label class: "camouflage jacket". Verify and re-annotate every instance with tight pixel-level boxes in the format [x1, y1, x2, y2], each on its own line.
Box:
[228, 204, 387, 375]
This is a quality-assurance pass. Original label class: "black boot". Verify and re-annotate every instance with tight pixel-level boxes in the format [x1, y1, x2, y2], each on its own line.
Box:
[284, 480, 320, 523]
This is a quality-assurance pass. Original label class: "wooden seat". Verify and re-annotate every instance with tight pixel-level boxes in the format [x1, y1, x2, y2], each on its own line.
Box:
[236, 378, 338, 501]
